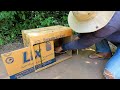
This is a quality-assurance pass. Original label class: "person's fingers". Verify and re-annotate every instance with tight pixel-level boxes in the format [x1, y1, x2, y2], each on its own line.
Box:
[55, 46, 63, 53]
[72, 36, 80, 41]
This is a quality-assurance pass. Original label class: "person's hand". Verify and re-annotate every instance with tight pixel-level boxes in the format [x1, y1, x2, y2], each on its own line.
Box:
[72, 36, 80, 41]
[55, 46, 63, 53]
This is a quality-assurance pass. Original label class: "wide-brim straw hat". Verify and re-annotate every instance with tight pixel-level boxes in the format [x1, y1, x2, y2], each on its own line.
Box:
[68, 11, 115, 33]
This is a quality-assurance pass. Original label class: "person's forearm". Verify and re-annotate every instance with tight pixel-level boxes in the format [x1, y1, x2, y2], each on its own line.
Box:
[62, 26, 117, 51]
[62, 33, 102, 50]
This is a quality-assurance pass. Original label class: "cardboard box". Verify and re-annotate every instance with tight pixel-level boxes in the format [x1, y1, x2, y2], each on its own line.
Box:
[1, 41, 55, 79]
[1, 25, 73, 79]
[33, 41, 56, 71]
[22, 25, 72, 46]
[1, 45, 42, 79]
[24, 25, 73, 72]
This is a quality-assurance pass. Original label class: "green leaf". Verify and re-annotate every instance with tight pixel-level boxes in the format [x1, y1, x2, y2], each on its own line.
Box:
[22, 14, 26, 20]
[0, 38, 3, 45]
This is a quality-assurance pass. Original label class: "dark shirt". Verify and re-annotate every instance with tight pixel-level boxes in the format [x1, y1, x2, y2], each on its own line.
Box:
[62, 11, 120, 51]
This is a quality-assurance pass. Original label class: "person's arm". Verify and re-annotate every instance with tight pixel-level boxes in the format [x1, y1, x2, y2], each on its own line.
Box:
[62, 25, 118, 51]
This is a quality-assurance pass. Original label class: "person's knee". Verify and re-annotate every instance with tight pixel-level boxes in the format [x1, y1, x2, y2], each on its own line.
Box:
[103, 69, 114, 79]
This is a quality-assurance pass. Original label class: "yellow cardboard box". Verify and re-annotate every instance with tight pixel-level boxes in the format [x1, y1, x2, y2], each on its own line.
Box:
[32, 41, 56, 71]
[1, 45, 42, 79]
[1, 25, 73, 79]
[22, 25, 72, 46]
[24, 25, 73, 72]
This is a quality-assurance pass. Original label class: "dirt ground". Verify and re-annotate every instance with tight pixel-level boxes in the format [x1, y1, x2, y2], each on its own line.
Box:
[0, 39, 117, 79]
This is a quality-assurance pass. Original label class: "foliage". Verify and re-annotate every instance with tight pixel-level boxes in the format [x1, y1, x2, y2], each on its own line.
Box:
[0, 11, 69, 45]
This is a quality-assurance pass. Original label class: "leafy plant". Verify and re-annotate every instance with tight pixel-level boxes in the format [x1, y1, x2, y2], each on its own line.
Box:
[0, 11, 70, 45]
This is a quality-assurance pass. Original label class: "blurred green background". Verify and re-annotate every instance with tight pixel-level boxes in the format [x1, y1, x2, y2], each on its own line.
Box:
[0, 11, 73, 45]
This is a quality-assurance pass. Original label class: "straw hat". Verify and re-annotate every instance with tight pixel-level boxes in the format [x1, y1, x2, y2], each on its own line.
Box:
[68, 11, 115, 33]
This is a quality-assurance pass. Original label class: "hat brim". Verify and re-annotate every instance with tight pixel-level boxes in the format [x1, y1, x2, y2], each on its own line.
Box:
[68, 11, 115, 33]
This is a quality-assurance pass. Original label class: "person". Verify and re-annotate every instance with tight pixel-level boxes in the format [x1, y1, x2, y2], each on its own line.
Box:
[89, 40, 112, 60]
[76, 36, 112, 60]
[55, 11, 120, 79]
